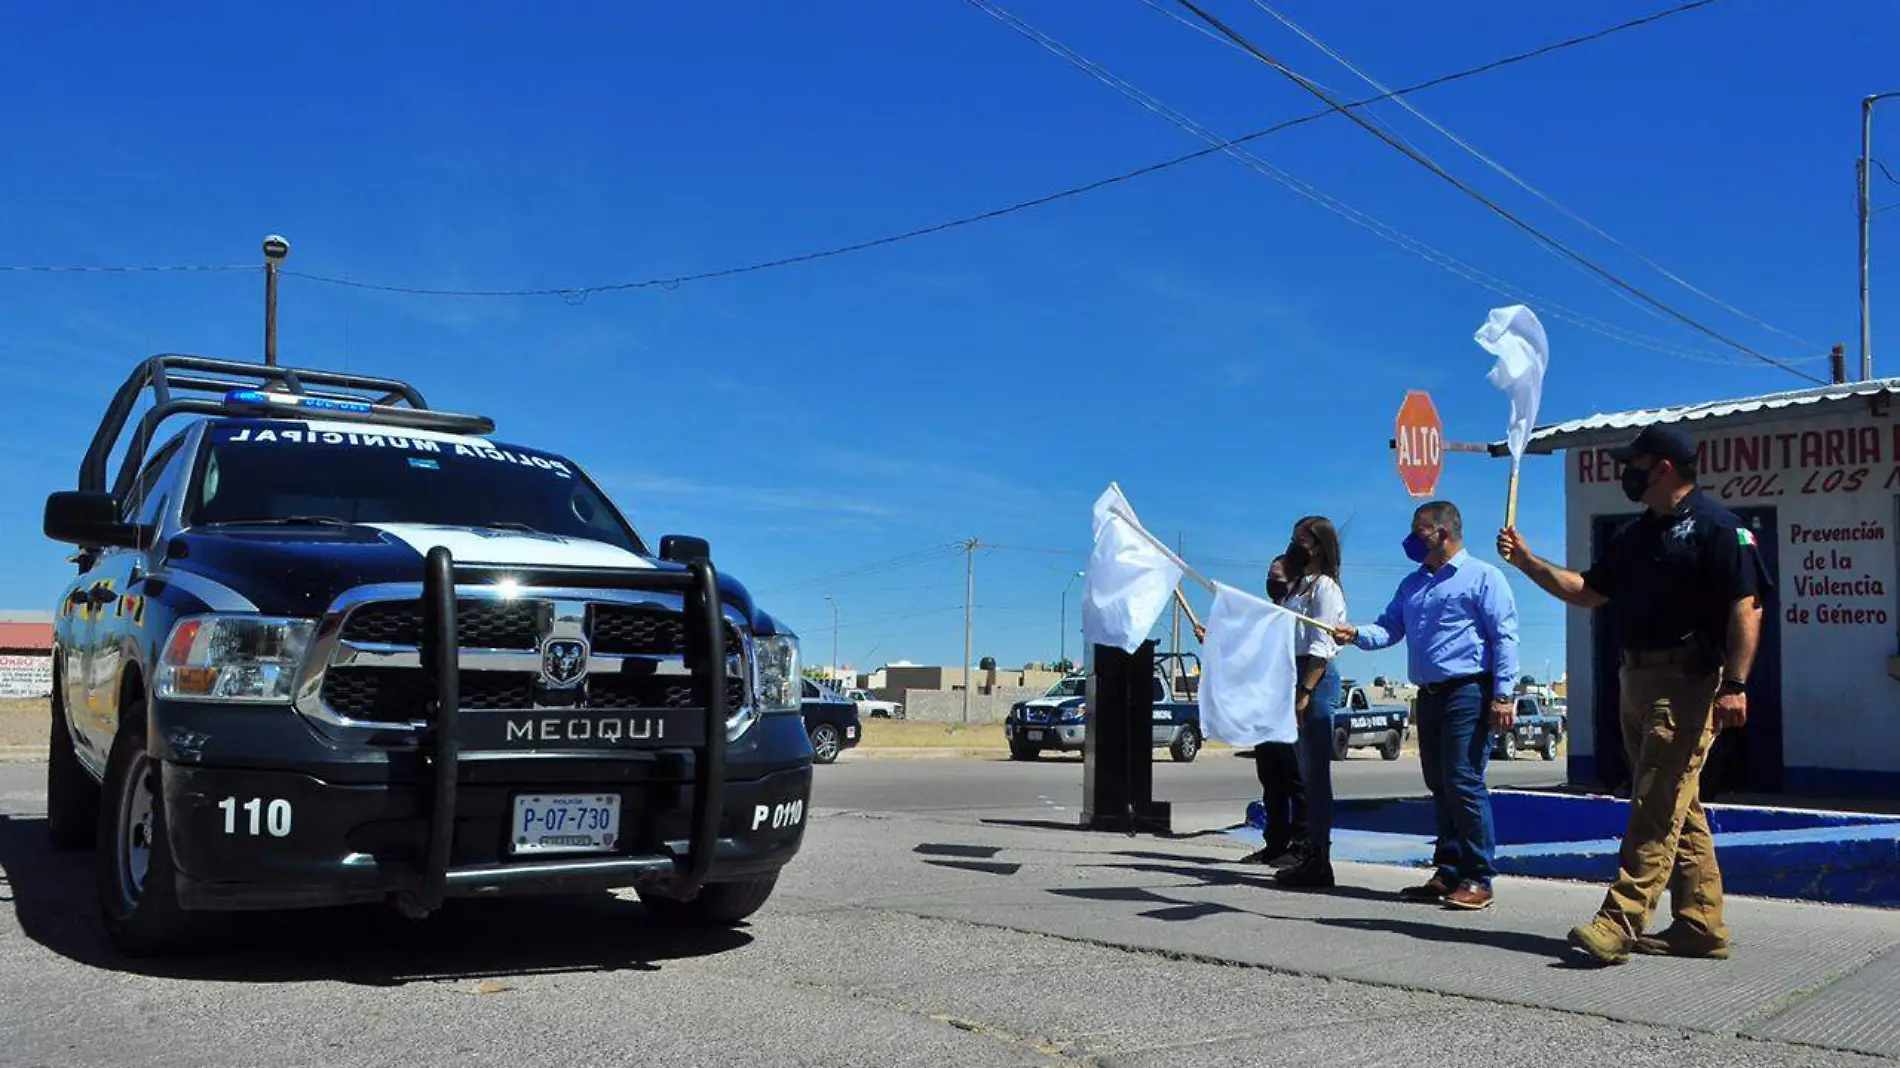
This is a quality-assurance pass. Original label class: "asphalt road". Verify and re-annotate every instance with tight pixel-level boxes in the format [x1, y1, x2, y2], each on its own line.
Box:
[4, 757, 1884, 1068]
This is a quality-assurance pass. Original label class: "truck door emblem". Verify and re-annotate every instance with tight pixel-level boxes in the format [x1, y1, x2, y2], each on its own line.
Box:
[540, 638, 589, 687]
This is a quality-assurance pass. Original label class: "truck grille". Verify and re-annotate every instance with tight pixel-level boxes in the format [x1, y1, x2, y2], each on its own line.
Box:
[341, 600, 541, 649]
[322, 666, 747, 720]
[317, 596, 749, 727]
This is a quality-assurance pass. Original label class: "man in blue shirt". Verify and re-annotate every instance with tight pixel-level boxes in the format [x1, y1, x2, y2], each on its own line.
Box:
[1334, 501, 1520, 910]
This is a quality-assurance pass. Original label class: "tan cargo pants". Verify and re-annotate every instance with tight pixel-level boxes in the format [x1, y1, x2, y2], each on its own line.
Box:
[1597, 648, 1728, 943]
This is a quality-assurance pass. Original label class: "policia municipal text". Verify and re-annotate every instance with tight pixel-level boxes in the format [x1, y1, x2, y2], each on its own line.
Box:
[1497, 423, 1771, 965]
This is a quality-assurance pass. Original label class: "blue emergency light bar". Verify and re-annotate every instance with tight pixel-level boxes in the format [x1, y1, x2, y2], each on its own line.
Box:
[221, 388, 495, 435]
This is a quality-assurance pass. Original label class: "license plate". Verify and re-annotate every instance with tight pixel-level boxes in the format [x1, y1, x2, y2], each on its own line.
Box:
[1026, 729, 1044, 741]
[510, 794, 620, 855]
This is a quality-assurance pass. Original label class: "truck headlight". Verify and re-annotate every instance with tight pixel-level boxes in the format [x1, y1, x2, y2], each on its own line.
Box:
[157, 616, 314, 703]
[753, 634, 801, 713]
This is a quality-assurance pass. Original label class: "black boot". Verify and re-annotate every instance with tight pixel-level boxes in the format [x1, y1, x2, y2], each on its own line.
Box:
[1274, 845, 1335, 889]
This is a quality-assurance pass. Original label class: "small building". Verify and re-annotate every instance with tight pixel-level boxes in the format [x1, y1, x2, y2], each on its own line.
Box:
[1504, 378, 1900, 800]
[0, 613, 55, 699]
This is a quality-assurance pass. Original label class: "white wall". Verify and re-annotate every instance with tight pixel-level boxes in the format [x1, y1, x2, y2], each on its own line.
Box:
[1564, 406, 1900, 785]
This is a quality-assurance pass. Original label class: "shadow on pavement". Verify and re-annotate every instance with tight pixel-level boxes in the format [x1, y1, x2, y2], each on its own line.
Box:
[0, 812, 750, 985]
[977, 817, 1233, 841]
[1314, 915, 1574, 958]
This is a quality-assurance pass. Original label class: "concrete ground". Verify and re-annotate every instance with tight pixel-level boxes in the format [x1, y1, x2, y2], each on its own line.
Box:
[3, 757, 1896, 1067]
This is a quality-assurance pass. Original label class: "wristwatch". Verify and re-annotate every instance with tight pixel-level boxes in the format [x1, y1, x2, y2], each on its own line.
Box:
[1718, 677, 1747, 694]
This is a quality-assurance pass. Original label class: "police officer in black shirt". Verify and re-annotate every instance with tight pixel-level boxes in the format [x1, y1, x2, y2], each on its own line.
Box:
[1497, 423, 1769, 966]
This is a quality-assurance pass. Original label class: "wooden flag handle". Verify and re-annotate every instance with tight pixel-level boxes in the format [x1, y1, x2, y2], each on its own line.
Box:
[1176, 584, 1332, 634]
[1172, 587, 1203, 632]
[1505, 463, 1521, 530]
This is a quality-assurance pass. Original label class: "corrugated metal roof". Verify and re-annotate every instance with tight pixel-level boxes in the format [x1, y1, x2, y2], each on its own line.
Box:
[0, 623, 52, 651]
[1492, 378, 1900, 455]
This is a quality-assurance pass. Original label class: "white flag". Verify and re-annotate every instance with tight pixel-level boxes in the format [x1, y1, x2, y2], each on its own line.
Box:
[1474, 304, 1550, 466]
[1080, 485, 1183, 654]
[1198, 582, 1298, 746]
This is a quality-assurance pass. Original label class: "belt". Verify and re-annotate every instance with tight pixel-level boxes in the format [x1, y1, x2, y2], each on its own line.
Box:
[1416, 673, 1489, 696]
[1621, 645, 1691, 667]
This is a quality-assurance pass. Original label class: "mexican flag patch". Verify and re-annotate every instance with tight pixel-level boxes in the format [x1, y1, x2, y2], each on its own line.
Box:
[1737, 528, 1757, 548]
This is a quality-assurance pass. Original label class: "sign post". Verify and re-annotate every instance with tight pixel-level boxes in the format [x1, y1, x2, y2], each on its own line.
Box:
[1394, 390, 1445, 498]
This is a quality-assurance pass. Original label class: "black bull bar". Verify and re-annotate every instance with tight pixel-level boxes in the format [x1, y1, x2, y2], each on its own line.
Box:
[408, 546, 731, 914]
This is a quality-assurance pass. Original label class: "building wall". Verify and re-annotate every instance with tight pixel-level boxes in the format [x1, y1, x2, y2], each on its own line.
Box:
[903, 686, 1047, 724]
[1564, 405, 1900, 796]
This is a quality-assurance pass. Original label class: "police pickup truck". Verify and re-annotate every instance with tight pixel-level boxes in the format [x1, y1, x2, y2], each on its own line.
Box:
[1331, 684, 1408, 761]
[1493, 693, 1564, 761]
[1003, 655, 1203, 763]
[42, 355, 812, 955]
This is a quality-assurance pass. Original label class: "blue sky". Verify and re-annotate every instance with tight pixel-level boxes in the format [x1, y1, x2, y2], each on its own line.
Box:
[2, 1, 1893, 686]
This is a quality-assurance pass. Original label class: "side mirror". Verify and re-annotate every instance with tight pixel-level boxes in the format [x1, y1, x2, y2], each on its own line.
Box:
[44, 491, 143, 549]
[659, 534, 711, 563]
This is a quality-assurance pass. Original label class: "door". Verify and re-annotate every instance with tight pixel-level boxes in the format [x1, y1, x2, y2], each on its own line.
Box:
[81, 437, 183, 751]
[1588, 507, 1783, 796]
[1709, 507, 1782, 796]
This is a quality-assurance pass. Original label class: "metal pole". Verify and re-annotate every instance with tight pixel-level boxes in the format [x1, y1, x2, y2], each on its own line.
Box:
[1060, 570, 1082, 667]
[1863, 97, 1876, 381]
[1862, 93, 1900, 381]
[262, 235, 289, 367]
[825, 596, 838, 686]
[962, 539, 976, 723]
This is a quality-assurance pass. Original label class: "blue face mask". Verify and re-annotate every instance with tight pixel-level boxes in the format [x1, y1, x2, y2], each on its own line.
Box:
[1402, 532, 1432, 563]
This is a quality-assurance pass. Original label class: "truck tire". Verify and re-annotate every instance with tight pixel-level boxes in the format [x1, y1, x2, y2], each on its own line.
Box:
[642, 874, 779, 927]
[1498, 732, 1518, 761]
[1379, 731, 1402, 761]
[98, 698, 192, 957]
[809, 724, 842, 765]
[1540, 731, 1559, 761]
[47, 684, 99, 850]
[1332, 727, 1349, 761]
[1169, 725, 1201, 763]
[1008, 743, 1039, 762]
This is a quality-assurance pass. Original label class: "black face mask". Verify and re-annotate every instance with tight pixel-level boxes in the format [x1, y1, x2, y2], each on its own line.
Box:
[1284, 543, 1312, 574]
[1620, 462, 1654, 502]
[1266, 577, 1291, 602]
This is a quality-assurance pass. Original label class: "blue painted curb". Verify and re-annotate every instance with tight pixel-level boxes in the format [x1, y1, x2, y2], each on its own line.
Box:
[1233, 789, 1900, 909]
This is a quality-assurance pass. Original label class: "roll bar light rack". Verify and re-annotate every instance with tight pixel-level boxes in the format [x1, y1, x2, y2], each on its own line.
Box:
[80, 353, 496, 501]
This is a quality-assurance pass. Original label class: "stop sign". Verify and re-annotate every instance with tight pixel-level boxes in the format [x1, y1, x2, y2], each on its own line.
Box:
[1394, 391, 1444, 498]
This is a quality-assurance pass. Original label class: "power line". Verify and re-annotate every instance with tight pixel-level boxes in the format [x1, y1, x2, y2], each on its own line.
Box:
[1242, 0, 1819, 354]
[1168, 0, 1824, 384]
[755, 543, 964, 595]
[0, 263, 250, 275]
[966, 0, 1768, 370]
[0, 3, 1724, 304]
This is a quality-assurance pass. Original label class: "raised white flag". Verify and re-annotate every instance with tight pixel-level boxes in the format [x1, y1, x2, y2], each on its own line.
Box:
[1198, 582, 1298, 746]
[1474, 304, 1550, 467]
[1080, 485, 1183, 654]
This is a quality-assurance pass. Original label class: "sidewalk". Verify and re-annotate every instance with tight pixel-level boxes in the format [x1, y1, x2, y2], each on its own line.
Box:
[789, 805, 1900, 1061]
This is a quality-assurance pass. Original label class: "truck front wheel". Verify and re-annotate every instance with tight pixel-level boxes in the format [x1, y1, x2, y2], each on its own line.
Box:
[98, 700, 192, 957]
[1169, 725, 1201, 763]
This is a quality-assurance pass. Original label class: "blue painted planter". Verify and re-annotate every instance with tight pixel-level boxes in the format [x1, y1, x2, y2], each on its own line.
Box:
[1236, 789, 1900, 909]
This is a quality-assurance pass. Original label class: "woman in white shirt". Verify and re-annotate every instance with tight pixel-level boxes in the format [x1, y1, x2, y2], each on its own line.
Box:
[1274, 515, 1348, 890]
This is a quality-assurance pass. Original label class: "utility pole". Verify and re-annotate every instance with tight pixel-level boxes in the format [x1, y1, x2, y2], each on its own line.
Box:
[1862, 93, 1899, 381]
[1060, 569, 1083, 668]
[262, 235, 289, 367]
[1169, 533, 1183, 663]
[961, 538, 980, 723]
[824, 596, 839, 686]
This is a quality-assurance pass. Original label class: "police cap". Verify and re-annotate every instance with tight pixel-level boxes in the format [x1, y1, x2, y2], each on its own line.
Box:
[1609, 423, 1697, 467]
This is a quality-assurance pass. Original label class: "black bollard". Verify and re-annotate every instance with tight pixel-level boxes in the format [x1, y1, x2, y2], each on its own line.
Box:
[1082, 640, 1172, 834]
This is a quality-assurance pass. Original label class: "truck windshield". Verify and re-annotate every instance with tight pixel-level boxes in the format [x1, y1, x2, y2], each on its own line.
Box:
[186, 423, 643, 553]
[1046, 678, 1086, 697]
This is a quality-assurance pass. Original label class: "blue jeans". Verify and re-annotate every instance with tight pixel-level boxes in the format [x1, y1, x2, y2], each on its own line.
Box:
[1294, 660, 1342, 852]
[1415, 679, 1498, 888]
